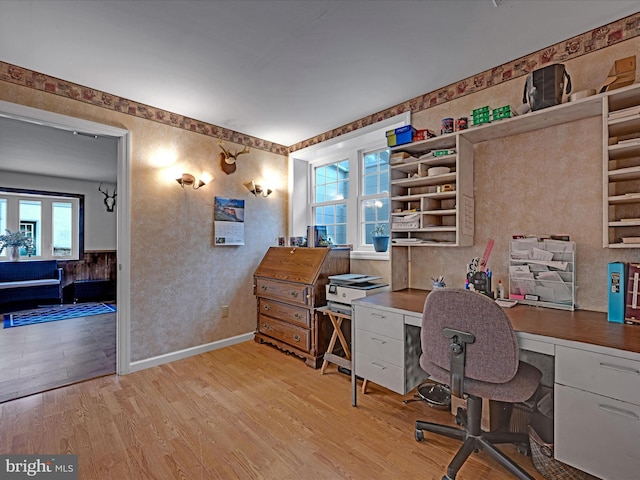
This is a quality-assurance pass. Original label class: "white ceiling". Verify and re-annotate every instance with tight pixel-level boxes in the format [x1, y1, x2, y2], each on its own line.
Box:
[0, 0, 639, 181]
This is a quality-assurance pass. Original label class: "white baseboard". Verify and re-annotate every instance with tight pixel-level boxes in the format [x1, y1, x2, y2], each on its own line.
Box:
[128, 332, 254, 373]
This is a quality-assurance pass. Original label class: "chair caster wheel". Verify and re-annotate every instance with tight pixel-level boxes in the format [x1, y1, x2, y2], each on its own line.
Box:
[415, 429, 424, 442]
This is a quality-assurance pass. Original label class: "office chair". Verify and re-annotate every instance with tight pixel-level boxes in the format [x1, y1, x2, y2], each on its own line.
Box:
[415, 289, 542, 480]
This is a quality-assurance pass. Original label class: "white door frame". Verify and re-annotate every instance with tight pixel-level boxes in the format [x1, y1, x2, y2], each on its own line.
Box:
[0, 100, 131, 374]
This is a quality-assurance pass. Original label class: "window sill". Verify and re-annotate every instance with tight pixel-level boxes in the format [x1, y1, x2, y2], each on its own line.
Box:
[350, 250, 390, 261]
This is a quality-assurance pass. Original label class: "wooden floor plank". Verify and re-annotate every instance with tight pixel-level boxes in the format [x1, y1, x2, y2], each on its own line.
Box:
[0, 340, 548, 479]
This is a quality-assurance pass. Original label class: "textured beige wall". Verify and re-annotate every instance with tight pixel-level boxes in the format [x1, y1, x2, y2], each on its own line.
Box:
[0, 82, 287, 361]
[403, 37, 640, 312]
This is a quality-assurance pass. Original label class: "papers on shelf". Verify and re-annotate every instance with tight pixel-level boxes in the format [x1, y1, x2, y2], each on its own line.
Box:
[608, 105, 640, 121]
[392, 238, 422, 244]
[509, 237, 575, 306]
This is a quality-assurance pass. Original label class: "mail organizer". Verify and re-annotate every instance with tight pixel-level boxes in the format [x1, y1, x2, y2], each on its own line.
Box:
[509, 238, 576, 311]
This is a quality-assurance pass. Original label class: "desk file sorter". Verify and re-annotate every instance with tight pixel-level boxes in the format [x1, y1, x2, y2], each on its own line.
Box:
[608, 262, 625, 323]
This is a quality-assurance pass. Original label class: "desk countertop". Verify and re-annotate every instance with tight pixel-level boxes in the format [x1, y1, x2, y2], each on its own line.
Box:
[354, 289, 640, 356]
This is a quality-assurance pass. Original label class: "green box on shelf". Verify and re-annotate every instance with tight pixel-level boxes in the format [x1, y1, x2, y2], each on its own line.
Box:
[492, 106, 513, 120]
[433, 149, 456, 157]
[472, 111, 491, 125]
[472, 106, 490, 116]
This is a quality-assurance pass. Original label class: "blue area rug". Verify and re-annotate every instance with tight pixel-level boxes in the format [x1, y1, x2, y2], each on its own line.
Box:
[3, 303, 116, 328]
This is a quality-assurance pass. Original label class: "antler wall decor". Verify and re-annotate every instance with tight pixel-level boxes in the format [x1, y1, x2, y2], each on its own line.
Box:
[99, 183, 117, 212]
[218, 140, 250, 175]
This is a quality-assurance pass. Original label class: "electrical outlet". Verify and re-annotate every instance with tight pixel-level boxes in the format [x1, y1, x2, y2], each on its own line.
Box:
[221, 305, 229, 317]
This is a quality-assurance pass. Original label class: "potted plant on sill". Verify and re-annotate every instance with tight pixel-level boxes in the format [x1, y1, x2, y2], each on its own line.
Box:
[0, 229, 34, 261]
[371, 224, 390, 253]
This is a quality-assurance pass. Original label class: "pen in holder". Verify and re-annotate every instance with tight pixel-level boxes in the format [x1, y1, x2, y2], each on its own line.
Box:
[431, 276, 446, 289]
[467, 271, 493, 299]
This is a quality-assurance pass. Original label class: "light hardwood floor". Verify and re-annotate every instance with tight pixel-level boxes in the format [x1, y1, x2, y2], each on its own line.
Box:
[0, 310, 116, 403]
[0, 340, 546, 480]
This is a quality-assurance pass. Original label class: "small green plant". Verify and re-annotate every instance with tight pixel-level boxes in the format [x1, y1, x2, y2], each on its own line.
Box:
[372, 224, 388, 237]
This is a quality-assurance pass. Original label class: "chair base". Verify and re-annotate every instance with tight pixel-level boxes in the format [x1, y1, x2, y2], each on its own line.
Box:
[415, 396, 534, 480]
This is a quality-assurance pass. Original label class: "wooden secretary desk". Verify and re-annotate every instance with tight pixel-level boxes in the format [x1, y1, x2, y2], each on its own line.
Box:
[253, 246, 350, 368]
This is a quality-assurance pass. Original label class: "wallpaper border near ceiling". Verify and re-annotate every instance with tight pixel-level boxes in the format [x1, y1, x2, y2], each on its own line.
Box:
[0, 61, 289, 157]
[290, 11, 640, 152]
[0, 12, 638, 155]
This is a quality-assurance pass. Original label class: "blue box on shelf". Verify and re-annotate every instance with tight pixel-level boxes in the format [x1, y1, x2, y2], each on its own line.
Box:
[608, 262, 625, 323]
[386, 125, 416, 147]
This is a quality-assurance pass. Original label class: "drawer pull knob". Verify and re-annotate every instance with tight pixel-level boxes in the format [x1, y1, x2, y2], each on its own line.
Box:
[263, 323, 270, 330]
[263, 304, 270, 311]
[370, 361, 386, 370]
[294, 313, 302, 319]
[599, 362, 640, 375]
[371, 337, 387, 345]
[598, 404, 640, 421]
[371, 313, 386, 319]
[290, 291, 299, 298]
[261, 285, 267, 291]
[293, 334, 301, 342]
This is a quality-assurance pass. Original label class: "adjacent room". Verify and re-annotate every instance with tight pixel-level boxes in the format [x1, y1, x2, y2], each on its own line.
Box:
[1, 1, 640, 479]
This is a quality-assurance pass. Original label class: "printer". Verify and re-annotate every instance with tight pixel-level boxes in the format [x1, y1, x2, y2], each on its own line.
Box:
[326, 274, 389, 314]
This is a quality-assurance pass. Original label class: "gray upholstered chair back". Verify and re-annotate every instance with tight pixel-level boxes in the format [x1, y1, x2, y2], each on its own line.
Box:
[421, 288, 519, 384]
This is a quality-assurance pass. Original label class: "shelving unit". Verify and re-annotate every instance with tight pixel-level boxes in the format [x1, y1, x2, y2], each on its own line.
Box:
[389, 134, 474, 247]
[509, 238, 576, 311]
[604, 85, 640, 247]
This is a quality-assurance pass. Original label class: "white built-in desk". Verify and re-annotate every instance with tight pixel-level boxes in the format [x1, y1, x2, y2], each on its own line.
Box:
[351, 289, 640, 480]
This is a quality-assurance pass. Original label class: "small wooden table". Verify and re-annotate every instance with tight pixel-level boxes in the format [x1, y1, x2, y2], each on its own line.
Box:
[318, 306, 352, 374]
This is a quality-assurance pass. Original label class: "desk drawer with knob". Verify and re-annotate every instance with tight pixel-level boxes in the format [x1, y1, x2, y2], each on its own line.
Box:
[258, 298, 310, 329]
[255, 278, 311, 307]
[257, 315, 310, 352]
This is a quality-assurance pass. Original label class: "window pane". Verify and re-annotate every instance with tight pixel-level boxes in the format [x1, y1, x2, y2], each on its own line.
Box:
[314, 159, 349, 203]
[52, 202, 73, 257]
[19, 200, 41, 256]
[362, 197, 389, 245]
[360, 147, 390, 247]
[0, 199, 5, 234]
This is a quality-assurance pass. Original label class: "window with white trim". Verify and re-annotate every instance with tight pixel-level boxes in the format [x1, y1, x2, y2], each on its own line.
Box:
[312, 159, 349, 245]
[290, 112, 409, 258]
[0, 189, 83, 261]
[361, 148, 390, 245]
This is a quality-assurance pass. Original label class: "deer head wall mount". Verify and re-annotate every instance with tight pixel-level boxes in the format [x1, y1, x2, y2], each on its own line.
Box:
[99, 183, 117, 212]
[218, 140, 250, 175]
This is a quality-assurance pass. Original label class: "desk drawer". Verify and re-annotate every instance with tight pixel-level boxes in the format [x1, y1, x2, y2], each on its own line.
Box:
[355, 328, 403, 367]
[555, 383, 640, 479]
[258, 315, 310, 352]
[258, 298, 309, 328]
[355, 305, 403, 340]
[356, 352, 404, 394]
[556, 345, 640, 404]
[255, 278, 310, 307]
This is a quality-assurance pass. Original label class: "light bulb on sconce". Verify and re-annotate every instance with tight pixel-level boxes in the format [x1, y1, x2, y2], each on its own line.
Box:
[244, 180, 272, 197]
[176, 172, 208, 190]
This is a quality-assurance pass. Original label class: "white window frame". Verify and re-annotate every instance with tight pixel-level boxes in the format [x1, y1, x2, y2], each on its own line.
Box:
[0, 189, 82, 261]
[289, 112, 409, 260]
[360, 147, 390, 245]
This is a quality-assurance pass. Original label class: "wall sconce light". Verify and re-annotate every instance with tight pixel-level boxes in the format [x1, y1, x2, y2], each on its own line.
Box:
[176, 173, 207, 189]
[244, 180, 272, 197]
